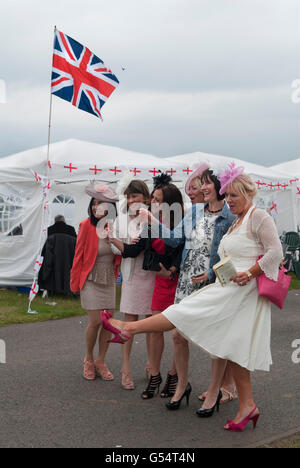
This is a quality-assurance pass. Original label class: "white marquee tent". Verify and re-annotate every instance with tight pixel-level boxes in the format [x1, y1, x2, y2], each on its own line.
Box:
[165, 151, 299, 234]
[270, 158, 300, 232]
[0, 139, 298, 286]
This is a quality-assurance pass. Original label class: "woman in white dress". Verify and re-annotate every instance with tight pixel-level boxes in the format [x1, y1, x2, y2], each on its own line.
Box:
[102, 165, 283, 431]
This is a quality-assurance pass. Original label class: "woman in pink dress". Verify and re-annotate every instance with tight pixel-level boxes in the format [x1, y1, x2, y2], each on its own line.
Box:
[110, 180, 156, 390]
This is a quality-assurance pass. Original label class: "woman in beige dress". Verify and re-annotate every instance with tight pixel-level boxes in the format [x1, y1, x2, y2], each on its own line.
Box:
[70, 183, 119, 381]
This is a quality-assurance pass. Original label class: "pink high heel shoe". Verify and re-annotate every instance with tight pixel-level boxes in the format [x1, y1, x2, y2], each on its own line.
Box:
[101, 310, 130, 344]
[224, 407, 260, 432]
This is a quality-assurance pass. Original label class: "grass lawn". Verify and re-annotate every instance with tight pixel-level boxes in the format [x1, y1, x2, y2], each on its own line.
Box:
[261, 433, 300, 448]
[289, 272, 300, 290]
[0, 285, 121, 327]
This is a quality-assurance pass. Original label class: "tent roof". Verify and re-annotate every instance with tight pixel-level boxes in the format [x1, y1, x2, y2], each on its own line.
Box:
[0, 139, 172, 182]
[270, 159, 300, 177]
[0, 139, 293, 184]
[165, 151, 290, 181]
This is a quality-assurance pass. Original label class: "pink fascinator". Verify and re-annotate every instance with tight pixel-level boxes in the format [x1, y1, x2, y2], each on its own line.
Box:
[219, 162, 245, 195]
[185, 161, 210, 195]
[85, 183, 119, 202]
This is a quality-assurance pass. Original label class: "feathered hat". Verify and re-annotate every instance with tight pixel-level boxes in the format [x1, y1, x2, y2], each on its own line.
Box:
[218, 162, 245, 195]
[184, 161, 210, 194]
[85, 183, 119, 202]
[153, 172, 173, 189]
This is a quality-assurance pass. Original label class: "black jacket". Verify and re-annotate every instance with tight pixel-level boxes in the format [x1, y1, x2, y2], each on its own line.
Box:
[38, 233, 76, 295]
[122, 226, 184, 272]
[48, 222, 77, 238]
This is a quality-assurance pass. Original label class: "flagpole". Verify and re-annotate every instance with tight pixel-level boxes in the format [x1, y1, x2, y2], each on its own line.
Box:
[27, 26, 57, 314]
[46, 25, 57, 175]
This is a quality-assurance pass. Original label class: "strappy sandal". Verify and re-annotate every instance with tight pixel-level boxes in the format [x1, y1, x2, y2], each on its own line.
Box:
[198, 387, 237, 404]
[219, 387, 238, 404]
[141, 373, 162, 399]
[83, 359, 96, 381]
[121, 372, 135, 390]
[160, 373, 178, 398]
[95, 363, 114, 381]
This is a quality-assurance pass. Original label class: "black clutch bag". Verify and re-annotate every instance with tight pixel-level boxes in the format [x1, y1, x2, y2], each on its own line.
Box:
[143, 248, 161, 271]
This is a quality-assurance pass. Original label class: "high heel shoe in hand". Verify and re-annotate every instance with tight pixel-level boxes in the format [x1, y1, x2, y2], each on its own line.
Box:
[165, 383, 192, 410]
[224, 407, 260, 432]
[101, 311, 130, 344]
[196, 390, 222, 418]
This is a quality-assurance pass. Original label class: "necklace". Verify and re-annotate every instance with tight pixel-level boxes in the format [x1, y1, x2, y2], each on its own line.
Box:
[207, 207, 222, 214]
[228, 205, 252, 233]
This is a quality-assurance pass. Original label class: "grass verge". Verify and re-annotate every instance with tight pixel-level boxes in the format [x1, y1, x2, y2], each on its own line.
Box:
[289, 272, 300, 290]
[260, 432, 300, 448]
[0, 286, 121, 327]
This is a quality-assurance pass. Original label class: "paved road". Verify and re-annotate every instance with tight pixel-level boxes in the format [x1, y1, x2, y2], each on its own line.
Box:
[0, 291, 299, 448]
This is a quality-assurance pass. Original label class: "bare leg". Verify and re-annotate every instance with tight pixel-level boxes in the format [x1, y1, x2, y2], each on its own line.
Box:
[169, 360, 177, 375]
[221, 361, 237, 394]
[145, 314, 152, 377]
[85, 310, 102, 362]
[226, 361, 259, 425]
[95, 308, 114, 365]
[148, 311, 165, 376]
[171, 330, 189, 401]
[201, 358, 227, 409]
[121, 313, 138, 377]
[109, 312, 175, 336]
[200, 360, 237, 403]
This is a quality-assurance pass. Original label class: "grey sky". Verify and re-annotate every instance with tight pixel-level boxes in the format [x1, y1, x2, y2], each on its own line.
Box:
[0, 0, 299, 165]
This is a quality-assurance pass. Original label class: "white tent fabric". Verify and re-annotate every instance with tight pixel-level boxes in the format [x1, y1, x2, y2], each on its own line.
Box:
[271, 158, 300, 178]
[270, 158, 300, 232]
[0, 139, 298, 286]
[165, 151, 299, 235]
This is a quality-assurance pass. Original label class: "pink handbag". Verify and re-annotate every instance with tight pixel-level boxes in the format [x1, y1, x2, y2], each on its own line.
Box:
[256, 257, 291, 310]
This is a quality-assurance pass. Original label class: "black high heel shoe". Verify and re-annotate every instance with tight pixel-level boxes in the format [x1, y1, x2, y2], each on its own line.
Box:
[196, 390, 223, 418]
[165, 383, 192, 410]
[160, 373, 178, 398]
[141, 373, 162, 399]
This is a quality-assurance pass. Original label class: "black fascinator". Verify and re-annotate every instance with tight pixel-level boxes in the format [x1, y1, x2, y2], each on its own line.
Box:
[153, 172, 172, 189]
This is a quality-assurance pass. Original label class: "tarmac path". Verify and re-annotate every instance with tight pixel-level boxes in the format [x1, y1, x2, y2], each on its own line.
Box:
[0, 291, 299, 448]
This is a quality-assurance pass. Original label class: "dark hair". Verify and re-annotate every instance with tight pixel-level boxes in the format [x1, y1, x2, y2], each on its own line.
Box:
[124, 180, 151, 207]
[55, 215, 66, 223]
[88, 198, 117, 227]
[151, 177, 184, 231]
[201, 169, 225, 201]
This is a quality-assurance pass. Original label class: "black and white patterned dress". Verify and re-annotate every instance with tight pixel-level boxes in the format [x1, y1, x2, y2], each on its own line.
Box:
[174, 212, 218, 303]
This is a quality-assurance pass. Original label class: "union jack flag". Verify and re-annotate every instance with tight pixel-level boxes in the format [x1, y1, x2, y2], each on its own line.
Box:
[51, 30, 119, 119]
